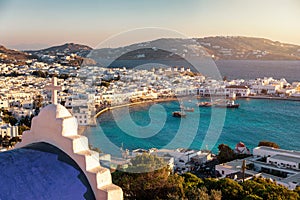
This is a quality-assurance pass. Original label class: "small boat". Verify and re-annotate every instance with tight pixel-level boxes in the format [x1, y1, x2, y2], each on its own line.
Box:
[172, 111, 187, 118]
[215, 100, 239, 108]
[198, 102, 213, 107]
[183, 107, 194, 112]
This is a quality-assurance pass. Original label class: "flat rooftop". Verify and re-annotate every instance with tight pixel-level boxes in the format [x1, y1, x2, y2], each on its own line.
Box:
[270, 154, 300, 164]
[254, 146, 300, 158]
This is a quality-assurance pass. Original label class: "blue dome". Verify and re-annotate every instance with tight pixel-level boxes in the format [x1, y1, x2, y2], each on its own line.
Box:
[0, 143, 95, 200]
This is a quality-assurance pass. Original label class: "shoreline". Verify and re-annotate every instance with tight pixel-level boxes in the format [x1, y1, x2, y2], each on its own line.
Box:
[238, 96, 300, 101]
[94, 97, 178, 118]
[94, 95, 300, 118]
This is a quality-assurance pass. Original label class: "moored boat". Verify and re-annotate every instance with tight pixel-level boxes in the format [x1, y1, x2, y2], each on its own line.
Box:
[198, 102, 213, 107]
[172, 111, 187, 118]
[183, 107, 194, 112]
[215, 100, 239, 108]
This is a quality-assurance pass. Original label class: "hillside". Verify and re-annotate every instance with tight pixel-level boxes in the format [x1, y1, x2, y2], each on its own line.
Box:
[2, 37, 300, 67]
[27, 43, 93, 57]
[0, 45, 33, 64]
[89, 36, 300, 63]
[198, 36, 300, 60]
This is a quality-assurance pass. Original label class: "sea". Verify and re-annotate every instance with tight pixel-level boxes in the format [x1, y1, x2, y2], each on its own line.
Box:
[216, 60, 300, 83]
[84, 60, 300, 155]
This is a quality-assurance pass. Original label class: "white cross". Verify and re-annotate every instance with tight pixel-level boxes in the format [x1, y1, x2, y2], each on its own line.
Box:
[45, 77, 62, 105]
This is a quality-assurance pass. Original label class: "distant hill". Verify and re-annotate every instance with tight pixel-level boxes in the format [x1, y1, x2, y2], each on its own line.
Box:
[25, 43, 95, 66]
[0, 45, 33, 64]
[27, 43, 93, 57]
[2, 37, 300, 67]
[88, 37, 300, 64]
[197, 36, 300, 60]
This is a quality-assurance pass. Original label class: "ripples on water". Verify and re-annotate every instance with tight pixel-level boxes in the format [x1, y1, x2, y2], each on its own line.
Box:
[216, 60, 300, 82]
[85, 99, 300, 154]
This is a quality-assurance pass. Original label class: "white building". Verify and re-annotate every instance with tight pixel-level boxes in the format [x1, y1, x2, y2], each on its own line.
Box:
[22, 101, 34, 109]
[72, 106, 89, 126]
[0, 124, 19, 137]
[267, 155, 300, 171]
[253, 146, 300, 159]
[216, 146, 300, 190]
[0, 99, 9, 109]
[225, 85, 250, 97]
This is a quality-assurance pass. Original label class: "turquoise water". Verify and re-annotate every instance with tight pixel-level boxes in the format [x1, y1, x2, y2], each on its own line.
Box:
[84, 99, 300, 154]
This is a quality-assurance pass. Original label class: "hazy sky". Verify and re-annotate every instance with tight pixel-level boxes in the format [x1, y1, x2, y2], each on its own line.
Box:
[1, 0, 300, 50]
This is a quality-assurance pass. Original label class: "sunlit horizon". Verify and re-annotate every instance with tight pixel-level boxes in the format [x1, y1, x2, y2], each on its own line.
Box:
[1, 0, 300, 50]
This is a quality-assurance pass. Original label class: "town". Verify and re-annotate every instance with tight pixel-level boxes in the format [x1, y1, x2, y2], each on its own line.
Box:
[1, 50, 300, 193]
[1, 52, 300, 132]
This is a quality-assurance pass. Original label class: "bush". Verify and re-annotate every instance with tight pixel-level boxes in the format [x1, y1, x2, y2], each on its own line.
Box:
[258, 141, 279, 149]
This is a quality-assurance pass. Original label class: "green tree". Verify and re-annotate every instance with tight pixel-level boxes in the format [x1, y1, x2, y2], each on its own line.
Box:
[1, 135, 10, 147]
[33, 94, 44, 109]
[242, 194, 263, 200]
[9, 136, 21, 147]
[18, 125, 30, 135]
[295, 186, 300, 196]
[217, 144, 235, 163]
[258, 141, 279, 148]
[241, 180, 265, 197]
[2, 115, 18, 126]
[217, 178, 244, 200]
[210, 189, 222, 200]
[112, 154, 185, 200]
[182, 172, 204, 189]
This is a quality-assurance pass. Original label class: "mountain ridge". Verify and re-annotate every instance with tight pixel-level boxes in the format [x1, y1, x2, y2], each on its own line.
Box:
[2, 36, 300, 64]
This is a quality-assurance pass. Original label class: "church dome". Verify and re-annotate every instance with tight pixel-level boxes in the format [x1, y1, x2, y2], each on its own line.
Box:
[0, 142, 95, 200]
[3, 78, 122, 199]
[13, 102, 123, 199]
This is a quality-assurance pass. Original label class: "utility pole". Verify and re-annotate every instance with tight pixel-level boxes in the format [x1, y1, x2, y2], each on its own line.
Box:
[242, 159, 246, 182]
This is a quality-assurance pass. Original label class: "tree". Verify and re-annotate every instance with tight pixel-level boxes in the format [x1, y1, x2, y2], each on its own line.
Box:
[18, 125, 30, 135]
[59, 73, 69, 80]
[217, 178, 244, 200]
[112, 154, 185, 200]
[33, 94, 44, 109]
[295, 186, 300, 197]
[258, 141, 279, 149]
[182, 172, 204, 189]
[2, 115, 18, 126]
[19, 115, 33, 127]
[217, 144, 235, 163]
[242, 194, 263, 200]
[261, 89, 268, 95]
[9, 136, 21, 146]
[210, 189, 222, 200]
[1, 135, 10, 147]
[244, 177, 299, 200]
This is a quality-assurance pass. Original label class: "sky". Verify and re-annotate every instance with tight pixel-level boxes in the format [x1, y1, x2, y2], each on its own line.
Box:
[0, 0, 300, 50]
